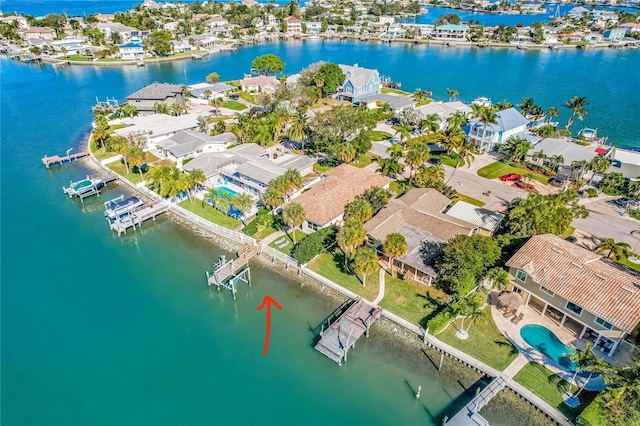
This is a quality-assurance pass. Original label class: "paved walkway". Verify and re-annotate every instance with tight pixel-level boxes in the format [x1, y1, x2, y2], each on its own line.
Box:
[260, 230, 287, 246]
[372, 268, 386, 305]
[502, 353, 529, 379]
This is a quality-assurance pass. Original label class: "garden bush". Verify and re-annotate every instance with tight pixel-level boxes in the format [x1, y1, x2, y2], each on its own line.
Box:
[291, 226, 337, 264]
[585, 188, 598, 198]
[426, 310, 454, 335]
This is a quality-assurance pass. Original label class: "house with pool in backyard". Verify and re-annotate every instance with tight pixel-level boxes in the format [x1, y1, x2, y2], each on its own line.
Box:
[506, 234, 640, 363]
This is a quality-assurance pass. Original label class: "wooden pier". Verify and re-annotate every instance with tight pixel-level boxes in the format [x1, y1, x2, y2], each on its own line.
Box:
[42, 151, 90, 167]
[444, 376, 508, 426]
[206, 243, 259, 299]
[315, 298, 382, 365]
[109, 202, 169, 235]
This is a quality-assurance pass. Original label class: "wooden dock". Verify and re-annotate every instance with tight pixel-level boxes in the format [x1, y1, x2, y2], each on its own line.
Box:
[42, 151, 90, 168]
[315, 298, 382, 365]
[206, 243, 259, 299]
[444, 376, 508, 426]
[109, 202, 169, 235]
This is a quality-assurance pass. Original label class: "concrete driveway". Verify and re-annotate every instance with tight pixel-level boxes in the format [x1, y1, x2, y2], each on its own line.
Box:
[444, 166, 526, 211]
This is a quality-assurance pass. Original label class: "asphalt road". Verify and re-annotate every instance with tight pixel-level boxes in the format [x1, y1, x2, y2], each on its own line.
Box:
[573, 212, 640, 249]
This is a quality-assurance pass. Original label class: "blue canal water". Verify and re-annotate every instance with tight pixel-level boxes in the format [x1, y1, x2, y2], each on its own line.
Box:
[1, 37, 638, 426]
[520, 325, 577, 371]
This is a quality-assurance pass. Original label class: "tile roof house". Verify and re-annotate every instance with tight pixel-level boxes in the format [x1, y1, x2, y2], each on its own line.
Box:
[19, 27, 56, 40]
[506, 234, 640, 357]
[364, 188, 480, 284]
[466, 107, 529, 151]
[283, 16, 302, 34]
[239, 75, 280, 94]
[126, 83, 186, 114]
[293, 164, 391, 232]
[155, 130, 237, 165]
[337, 63, 382, 104]
[183, 144, 316, 196]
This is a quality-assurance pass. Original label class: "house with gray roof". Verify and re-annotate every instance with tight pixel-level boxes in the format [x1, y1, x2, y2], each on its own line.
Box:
[155, 130, 237, 165]
[528, 137, 600, 167]
[445, 201, 504, 235]
[358, 93, 416, 111]
[183, 144, 316, 196]
[466, 107, 529, 151]
[114, 113, 199, 145]
[188, 82, 234, 99]
[416, 101, 472, 129]
[337, 63, 382, 104]
[126, 83, 186, 114]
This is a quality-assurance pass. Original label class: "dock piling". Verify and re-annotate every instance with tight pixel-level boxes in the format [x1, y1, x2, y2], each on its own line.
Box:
[415, 385, 421, 399]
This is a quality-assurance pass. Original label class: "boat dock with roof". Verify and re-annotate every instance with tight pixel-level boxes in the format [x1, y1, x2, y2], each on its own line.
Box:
[104, 195, 145, 221]
[206, 243, 259, 299]
[315, 297, 382, 365]
[62, 172, 117, 201]
[108, 202, 169, 235]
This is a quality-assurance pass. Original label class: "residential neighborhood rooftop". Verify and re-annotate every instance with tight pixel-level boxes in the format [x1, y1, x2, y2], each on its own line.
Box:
[445, 201, 505, 233]
[114, 113, 199, 139]
[155, 130, 237, 158]
[506, 234, 640, 334]
[126, 83, 184, 101]
[529, 138, 601, 165]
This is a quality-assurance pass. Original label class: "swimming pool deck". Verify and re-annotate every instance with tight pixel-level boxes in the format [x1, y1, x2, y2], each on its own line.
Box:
[490, 298, 605, 391]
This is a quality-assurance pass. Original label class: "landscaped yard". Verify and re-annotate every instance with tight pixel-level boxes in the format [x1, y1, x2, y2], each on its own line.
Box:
[352, 152, 375, 168]
[222, 100, 246, 111]
[308, 251, 380, 301]
[477, 161, 549, 185]
[58, 54, 91, 61]
[438, 308, 518, 371]
[381, 87, 412, 96]
[379, 276, 449, 327]
[106, 160, 147, 184]
[370, 130, 392, 141]
[313, 163, 333, 174]
[513, 362, 596, 419]
[179, 200, 241, 229]
[239, 91, 257, 104]
[433, 152, 460, 168]
[106, 123, 125, 134]
[268, 230, 306, 255]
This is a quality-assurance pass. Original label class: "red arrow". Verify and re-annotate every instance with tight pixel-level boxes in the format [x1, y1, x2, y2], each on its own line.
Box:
[256, 295, 282, 356]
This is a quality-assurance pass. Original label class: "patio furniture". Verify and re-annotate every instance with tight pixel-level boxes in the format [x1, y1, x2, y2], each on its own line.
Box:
[503, 310, 514, 319]
[513, 313, 525, 325]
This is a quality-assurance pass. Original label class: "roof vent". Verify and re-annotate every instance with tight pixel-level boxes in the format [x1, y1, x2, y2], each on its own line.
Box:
[595, 273, 607, 280]
[622, 286, 635, 293]
[571, 261, 582, 268]
[551, 247, 563, 254]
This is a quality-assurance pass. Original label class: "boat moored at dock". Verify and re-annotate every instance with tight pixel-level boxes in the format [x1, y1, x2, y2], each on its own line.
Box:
[104, 195, 145, 221]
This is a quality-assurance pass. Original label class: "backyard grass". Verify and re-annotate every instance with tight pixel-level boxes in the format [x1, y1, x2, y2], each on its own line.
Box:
[455, 193, 486, 207]
[179, 200, 241, 229]
[438, 309, 518, 371]
[352, 152, 375, 168]
[313, 163, 333, 173]
[106, 160, 146, 184]
[58, 54, 91, 61]
[308, 251, 380, 301]
[513, 362, 597, 419]
[222, 100, 247, 111]
[268, 230, 306, 255]
[381, 87, 412, 96]
[477, 161, 549, 185]
[106, 123, 125, 134]
[433, 152, 460, 168]
[379, 275, 449, 327]
[370, 130, 392, 141]
[617, 254, 640, 273]
[239, 91, 257, 104]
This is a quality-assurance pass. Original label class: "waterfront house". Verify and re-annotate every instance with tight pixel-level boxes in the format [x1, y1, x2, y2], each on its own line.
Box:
[619, 23, 640, 34]
[170, 39, 192, 53]
[18, 27, 56, 40]
[379, 16, 395, 25]
[205, 14, 229, 30]
[183, 144, 316, 196]
[604, 28, 627, 42]
[93, 23, 136, 43]
[284, 16, 302, 34]
[303, 21, 322, 33]
[94, 13, 115, 23]
[0, 15, 29, 29]
[155, 130, 237, 165]
[126, 83, 186, 114]
[433, 24, 468, 41]
[114, 113, 199, 146]
[239, 75, 280, 94]
[187, 33, 219, 49]
[607, 148, 640, 179]
[506, 234, 640, 358]
[364, 188, 481, 285]
[118, 42, 145, 60]
[466, 107, 529, 151]
[358, 93, 416, 111]
[415, 101, 472, 129]
[293, 164, 390, 232]
[188, 82, 233, 99]
[558, 33, 583, 43]
[337, 64, 382, 104]
[50, 39, 87, 55]
[528, 137, 600, 168]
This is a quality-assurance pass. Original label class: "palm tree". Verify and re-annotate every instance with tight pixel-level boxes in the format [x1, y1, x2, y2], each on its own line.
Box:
[405, 148, 428, 181]
[282, 202, 305, 243]
[231, 192, 254, 225]
[446, 142, 475, 184]
[420, 113, 440, 134]
[169, 103, 186, 116]
[495, 101, 513, 111]
[517, 97, 535, 117]
[287, 112, 311, 149]
[549, 154, 565, 172]
[344, 198, 373, 224]
[567, 343, 611, 399]
[413, 88, 431, 103]
[335, 142, 356, 163]
[565, 96, 589, 130]
[446, 111, 467, 130]
[127, 146, 146, 181]
[352, 247, 379, 287]
[595, 238, 631, 260]
[473, 105, 498, 150]
[546, 106, 559, 124]
[203, 89, 212, 100]
[607, 361, 640, 406]
[386, 143, 405, 160]
[587, 156, 611, 185]
[437, 125, 466, 155]
[376, 157, 403, 178]
[571, 159, 588, 181]
[187, 168, 206, 201]
[414, 163, 445, 190]
[446, 88, 459, 102]
[336, 222, 367, 267]
[383, 232, 407, 277]
[282, 169, 303, 199]
[394, 123, 413, 144]
[210, 96, 223, 115]
[208, 188, 231, 214]
[197, 115, 215, 133]
[460, 302, 486, 336]
[261, 186, 283, 213]
[532, 150, 547, 165]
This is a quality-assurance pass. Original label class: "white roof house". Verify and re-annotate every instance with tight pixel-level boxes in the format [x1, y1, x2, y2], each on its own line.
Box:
[445, 201, 505, 234]
[416, 101, 472, 128]
[114, 113, 199, 144]
[155, 130, 237, 165]
[528, 138, 601, 166]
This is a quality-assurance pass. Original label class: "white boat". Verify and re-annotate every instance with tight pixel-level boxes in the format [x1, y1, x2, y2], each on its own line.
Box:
[471, 96, 492, 108]
[63, 176, 104, 198]
[104, 195, 144, 221]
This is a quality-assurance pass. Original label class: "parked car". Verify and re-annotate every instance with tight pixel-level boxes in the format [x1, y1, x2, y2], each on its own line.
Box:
[428, 158, 441, 165]
[550, 175, 568, 187]
[500, 173, 522, 182]
[565, 235, 578, 244]
[229, 93, 239, 100]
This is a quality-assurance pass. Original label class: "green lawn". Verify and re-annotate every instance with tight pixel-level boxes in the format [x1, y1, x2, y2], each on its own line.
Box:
[455, 193, 486, 207]
[477, 161, 549, 185]
[253, 225, 278, 241]
[370, 130, 392, 141]
[513, 362, 596, 419]
[438, 308, 518, 371]
[222, 100, 246, 111]
[434, 152, 460, 168]
[107, 160, 145, 184]
[416, 99, 432, 107]
[381, 87, 412, 96]
[179, 200, 241, 229]
[268, 230, 306, 255]
[352, 152, 375, 168]
[379, 275, 449, 327]
[106, 123, 125, 134]
[58, 54, 91, 61]
[617, 254, 640, 273]
[313, 163, 333, 174]
[239, 91, 257, 104]
[388, 181, 402, 196]
[308, 251, 380, 301]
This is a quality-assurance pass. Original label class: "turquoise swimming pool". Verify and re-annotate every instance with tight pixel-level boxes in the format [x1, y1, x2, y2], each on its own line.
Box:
[215, 186, 238, 198]
[520, 324, 577, 372]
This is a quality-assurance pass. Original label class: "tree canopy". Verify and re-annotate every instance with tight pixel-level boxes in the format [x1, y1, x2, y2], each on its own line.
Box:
[251, 54, 285, 75]
[313, 62, 345, 97]
[143, 30, 172, 56]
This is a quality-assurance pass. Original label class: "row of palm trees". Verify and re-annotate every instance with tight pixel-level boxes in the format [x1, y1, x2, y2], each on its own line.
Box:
[146, 165, 205, 200]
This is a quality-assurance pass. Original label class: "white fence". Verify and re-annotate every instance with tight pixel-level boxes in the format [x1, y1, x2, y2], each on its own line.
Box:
[171, 204, 256, 246]
[260, 244, 300, 268]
